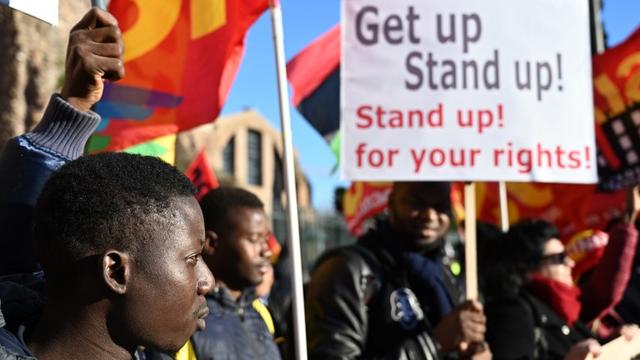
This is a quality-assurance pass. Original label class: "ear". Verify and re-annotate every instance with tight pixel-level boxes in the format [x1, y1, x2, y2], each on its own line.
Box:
[203, 230, 219, 256]
[102, 250, 131, 295]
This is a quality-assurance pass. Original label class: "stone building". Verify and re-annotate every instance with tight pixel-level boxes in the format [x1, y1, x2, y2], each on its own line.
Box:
[176, 109, 313, 219]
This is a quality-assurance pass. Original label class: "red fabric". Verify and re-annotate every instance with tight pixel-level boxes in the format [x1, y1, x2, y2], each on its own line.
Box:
[592, 25, 640, 181]
[475, 182, 626, 240]
[566, 229, 609, 281]
[592, 26, 640, 118]
[95, 0, 268, 152]
[592, 26, 640, 169]
[527, 275, 582, 326]
[184, 149, 219, 200]
[342, 182, 392, 236]
[287, 25, 340, 107]
[579, 222, 638, 322]
[267, 233, 282, 263]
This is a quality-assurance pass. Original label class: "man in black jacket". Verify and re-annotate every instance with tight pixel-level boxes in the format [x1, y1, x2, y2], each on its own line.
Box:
[305, 181, 488, 359]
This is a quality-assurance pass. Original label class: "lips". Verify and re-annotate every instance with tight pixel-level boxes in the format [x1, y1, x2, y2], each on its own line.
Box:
[195, 304, 209, 331]
[418, 224, 440, 236]
[196, 305, 209, 319]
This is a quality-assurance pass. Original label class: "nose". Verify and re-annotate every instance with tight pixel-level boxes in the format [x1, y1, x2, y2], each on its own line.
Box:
[261, 238, 273, 260]
[418, 207, 439, 222]
[197, 262, 215, 295]
[565, 256, 575, 269]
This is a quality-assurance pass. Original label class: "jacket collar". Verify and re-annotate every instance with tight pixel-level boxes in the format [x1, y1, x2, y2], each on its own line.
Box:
[209, 286, 256, 310]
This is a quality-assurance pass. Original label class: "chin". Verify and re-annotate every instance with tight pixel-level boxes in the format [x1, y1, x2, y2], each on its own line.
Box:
[252, 276, 263, 287]
[157, 342, 184, 357]
[408, 236, 442, 252]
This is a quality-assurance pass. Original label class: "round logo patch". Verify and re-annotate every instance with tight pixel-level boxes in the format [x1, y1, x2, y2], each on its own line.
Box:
[390, 288, 424, 330]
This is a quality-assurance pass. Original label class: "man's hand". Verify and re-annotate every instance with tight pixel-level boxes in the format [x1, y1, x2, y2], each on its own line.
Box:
[433, 300, 487, 353]
[461, 341, 492, 360]
[564, 339, 601, 360]
[60, 7, 124, 113]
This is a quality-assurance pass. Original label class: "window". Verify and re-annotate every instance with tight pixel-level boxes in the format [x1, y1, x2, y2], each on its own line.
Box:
[273, 152, 284, 211]
[222, 136, 235, 176]
[247, 130, 262, 185]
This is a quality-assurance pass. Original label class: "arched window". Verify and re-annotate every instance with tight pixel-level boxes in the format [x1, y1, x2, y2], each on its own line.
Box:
[247, 130, 262, 185]
[222, 136, 235, 176]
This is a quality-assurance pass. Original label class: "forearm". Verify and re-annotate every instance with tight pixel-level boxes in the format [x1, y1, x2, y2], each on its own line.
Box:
[580, 222, 638, 321]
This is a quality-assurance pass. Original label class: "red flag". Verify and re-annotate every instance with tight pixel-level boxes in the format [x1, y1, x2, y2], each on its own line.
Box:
[592, 25, 640, 190]
[287, 25, 340, 108]
[185, 150, 219, 200]
[474, 183, 625, 240]
[344, 181, 625, 242]
[89, 0, 269, 153]
[342, 182, 392, 236]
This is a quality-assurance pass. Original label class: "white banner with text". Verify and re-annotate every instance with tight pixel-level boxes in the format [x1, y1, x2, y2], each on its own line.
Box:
[341, 0, 596, 183]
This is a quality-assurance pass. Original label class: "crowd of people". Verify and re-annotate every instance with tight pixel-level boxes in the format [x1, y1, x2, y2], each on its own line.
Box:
[1, 7, 640, 360]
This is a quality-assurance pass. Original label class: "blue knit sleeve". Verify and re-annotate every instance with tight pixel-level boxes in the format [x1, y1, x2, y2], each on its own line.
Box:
[0, 95, 100, 275]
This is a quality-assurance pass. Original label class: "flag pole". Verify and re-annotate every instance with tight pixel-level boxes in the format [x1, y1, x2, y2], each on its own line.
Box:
[90, 0, 106, 9]
[269, 1, 308, 359]
[464, 182, 478, 300]
[499, 181, 509, 232]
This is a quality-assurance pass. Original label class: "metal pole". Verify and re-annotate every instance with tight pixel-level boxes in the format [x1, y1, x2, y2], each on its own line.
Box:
[589, 0, 605, 55]
[498, 181, 509, 232]
[91, 0, 106, 10]
[269, 1, 308, 359]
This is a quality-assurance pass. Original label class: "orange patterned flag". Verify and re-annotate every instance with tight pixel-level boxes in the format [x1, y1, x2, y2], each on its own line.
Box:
[88, 0, 269, 153]
[343, 181, 625, 242]
[474, 183, 625, 239]
[343, 182, 392, 236]
[592, 26, 640, 190]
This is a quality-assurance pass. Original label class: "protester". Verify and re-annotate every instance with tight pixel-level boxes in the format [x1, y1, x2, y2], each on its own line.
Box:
[484, 198, 639, 360]
[305, 181, 489, 359]
[171, 187, 281, 359]
[0, 8, 216, 360]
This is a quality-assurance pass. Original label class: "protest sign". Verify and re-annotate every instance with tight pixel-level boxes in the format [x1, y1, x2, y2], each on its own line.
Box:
[341, 0, 596, 183]
[585, 334, 640, 360]
[0, 0, 58, 25]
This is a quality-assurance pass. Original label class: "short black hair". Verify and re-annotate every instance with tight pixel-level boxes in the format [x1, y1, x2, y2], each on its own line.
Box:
[484, 219, 558, 297]
[34, 152, 196, 280]
[506, 219, 559, 271]
[199, 187, 264, 235]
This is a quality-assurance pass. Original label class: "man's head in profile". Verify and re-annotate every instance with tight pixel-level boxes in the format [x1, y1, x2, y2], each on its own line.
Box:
[31, 152, 214, 357]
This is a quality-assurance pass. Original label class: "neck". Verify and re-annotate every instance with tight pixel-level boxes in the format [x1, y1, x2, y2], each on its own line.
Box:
[26, 299, 132, 360]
